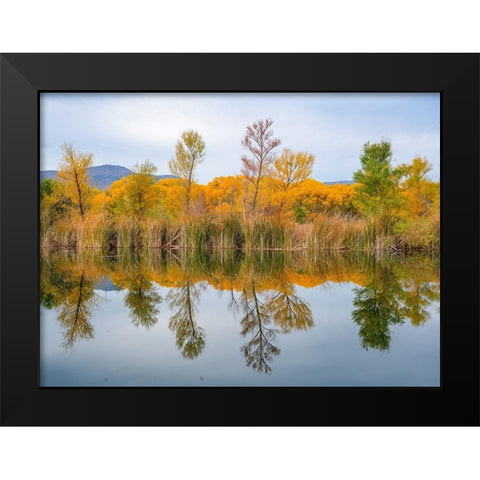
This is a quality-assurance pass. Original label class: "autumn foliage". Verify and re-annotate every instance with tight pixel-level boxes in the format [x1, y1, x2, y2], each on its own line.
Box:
[41, 126, 440, 252]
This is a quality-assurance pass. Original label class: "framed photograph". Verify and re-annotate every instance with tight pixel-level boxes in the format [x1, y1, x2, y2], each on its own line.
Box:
[0, 54, 478, 425]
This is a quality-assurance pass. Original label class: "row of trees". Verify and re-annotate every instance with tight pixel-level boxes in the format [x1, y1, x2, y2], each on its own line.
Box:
[40, 118, 440, 250]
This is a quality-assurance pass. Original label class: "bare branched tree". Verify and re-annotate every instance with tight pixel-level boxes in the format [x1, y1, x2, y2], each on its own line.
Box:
[241, 118, 281, 214]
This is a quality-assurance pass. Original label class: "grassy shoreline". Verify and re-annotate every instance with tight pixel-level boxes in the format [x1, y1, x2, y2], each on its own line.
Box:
[41, 212, 440, 252]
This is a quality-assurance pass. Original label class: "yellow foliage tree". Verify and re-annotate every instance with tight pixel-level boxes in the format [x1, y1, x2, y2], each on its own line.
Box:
[399, 157, 437, 217]
[57, 143, 93, 220]
[109, 160, 159, 221]
[168, 130, 206, 216]
[269, 149, 315, 211]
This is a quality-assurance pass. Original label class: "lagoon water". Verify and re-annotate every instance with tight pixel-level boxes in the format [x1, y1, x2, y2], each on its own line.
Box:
[40, 250, 440, 387]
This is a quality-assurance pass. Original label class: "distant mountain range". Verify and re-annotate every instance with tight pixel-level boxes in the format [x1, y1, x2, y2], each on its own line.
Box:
[322, 180, 355, 185]
[40, 165, 177, 189]
[94, 277, 123, 292]
[40, 164, 354, 189]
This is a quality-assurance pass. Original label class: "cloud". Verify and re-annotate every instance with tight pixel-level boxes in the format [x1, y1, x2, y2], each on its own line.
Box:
[40, 93, 440, 182]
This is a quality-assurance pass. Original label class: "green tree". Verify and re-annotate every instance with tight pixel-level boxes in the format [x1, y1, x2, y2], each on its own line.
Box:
[124, 159, 158, 220]
[40, 178, 71, 232]
[40, 178, 54, 199]
[353, 140, 404, 232]
[168, 130, 206, 215]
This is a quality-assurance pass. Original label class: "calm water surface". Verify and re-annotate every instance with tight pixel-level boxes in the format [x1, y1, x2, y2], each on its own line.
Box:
[40, 250, 440, 386]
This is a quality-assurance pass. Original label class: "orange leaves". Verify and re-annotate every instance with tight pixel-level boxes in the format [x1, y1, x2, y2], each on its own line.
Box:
[204, 175, 246, 216]
[397, 157, 439, 220]
[289, 179, 358, 217]
[205, 176, 358, 220]
[154, 178, 207, 219]
[90, 191, 113, 213]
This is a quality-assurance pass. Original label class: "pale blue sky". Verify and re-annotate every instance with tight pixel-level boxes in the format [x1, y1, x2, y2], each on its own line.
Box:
[40, 93, 440, 183]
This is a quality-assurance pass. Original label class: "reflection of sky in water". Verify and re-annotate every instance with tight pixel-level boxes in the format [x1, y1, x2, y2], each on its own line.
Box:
[40, 280, 440, 387]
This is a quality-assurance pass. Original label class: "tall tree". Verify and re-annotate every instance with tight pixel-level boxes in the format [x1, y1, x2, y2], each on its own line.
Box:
[57, 143, 93, 220]
[241, 118, 281, 214]
[124, 159, 158, 220]
[352, 140, 404, 232]
[168, 130, 206, 215]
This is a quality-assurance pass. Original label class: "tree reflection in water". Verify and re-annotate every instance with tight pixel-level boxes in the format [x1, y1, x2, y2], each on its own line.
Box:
[40, 253, 100, 349]
[237, 280, 281, 375]
[121, 253, 162, 329]
[352, 255, 440, 352]
[167, 280, 206, 359]
[40, 250, 439, 365]
[230, 272, 314, 374]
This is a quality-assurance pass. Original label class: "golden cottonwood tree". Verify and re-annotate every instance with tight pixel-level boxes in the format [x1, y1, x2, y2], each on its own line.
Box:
[400, 157, 435, 217]
[57, 143, 93, 220]
[269, 148, 315, 212]
[241, 118, 281, 214]
[270, 149, 315, 191]
[168, 130, 206, 215]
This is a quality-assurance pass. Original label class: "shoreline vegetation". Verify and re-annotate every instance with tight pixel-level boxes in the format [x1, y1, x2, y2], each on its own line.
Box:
[40, 119, 440, 252]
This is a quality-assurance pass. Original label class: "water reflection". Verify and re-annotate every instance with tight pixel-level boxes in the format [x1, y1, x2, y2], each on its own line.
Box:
[352, 261, 404, 352]
[40, 257, 101, 349]
[229, 275, 314, 374]
[116, 253, 162, 329]
[167, 280, 206, 359]
[237, 280, 281, 375]
[352, 256, 440, 351]
[40, 249, 439, 374]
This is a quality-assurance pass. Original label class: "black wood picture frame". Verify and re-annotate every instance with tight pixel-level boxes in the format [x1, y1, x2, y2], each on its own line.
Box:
[0, 53, 478, 426]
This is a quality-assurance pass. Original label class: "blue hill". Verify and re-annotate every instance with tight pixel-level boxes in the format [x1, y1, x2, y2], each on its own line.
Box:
[40, 165, 176, 189]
